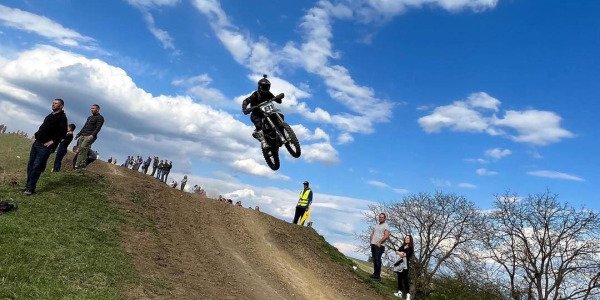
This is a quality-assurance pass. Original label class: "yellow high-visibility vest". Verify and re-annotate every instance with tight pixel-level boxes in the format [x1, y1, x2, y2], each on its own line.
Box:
[298, 189, 311, 207]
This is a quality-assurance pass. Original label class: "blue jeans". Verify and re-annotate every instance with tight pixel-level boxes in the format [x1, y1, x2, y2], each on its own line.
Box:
[26, 141, 53, 192]
[371, 244, 385, 278]
[53, 147, 68, 172]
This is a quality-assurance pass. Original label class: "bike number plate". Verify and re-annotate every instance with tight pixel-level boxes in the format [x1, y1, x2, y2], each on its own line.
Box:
[260, 102, 275, 113]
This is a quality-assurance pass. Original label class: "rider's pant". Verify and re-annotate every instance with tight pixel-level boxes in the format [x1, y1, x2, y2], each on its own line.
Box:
[250, 113, 262, 130]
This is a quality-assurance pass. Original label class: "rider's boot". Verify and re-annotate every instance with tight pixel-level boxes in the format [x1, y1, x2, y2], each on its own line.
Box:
[253, 130, 269, 149]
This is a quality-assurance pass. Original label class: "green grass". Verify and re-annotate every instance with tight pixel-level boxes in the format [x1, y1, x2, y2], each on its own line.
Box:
[0, 135, 138, 299]
[316, 233, 397, 299]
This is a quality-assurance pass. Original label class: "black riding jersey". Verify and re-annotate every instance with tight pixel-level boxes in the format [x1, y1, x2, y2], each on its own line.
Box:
[242, 91, 278, 113]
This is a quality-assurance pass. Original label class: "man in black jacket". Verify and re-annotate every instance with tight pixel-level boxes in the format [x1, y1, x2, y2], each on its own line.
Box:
[151, 156, 159, 176]
[24, 99, 68, 195]
[142, 156, 152, 174]
[162, 161, 172, 183]
[75, 104, 104, 169]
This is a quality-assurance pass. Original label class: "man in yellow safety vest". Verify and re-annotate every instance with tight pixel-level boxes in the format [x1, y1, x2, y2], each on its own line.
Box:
[293, 181, 313, 224]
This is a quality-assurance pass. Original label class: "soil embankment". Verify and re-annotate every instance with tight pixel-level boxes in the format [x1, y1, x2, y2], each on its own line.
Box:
[86, 161, 385, 300]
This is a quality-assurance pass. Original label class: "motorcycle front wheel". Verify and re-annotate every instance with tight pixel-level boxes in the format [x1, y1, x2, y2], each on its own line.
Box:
[262, 147, 280, 171]
[282, 122, 301, 158]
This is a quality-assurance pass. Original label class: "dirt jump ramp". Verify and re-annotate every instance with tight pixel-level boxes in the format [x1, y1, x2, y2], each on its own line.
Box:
[88, 162, 385, 300]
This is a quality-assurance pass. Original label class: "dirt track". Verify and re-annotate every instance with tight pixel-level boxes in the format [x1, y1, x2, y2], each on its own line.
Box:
[85, 161, 385, 300]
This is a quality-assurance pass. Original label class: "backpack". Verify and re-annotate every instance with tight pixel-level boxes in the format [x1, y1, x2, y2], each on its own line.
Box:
[0, 199, 18, 215]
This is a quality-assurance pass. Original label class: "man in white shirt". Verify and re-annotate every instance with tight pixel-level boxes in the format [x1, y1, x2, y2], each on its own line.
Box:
[369, 213, 390, 281]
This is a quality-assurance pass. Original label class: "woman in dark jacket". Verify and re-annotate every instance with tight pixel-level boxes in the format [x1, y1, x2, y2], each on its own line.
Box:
[393, 235, 414, 299]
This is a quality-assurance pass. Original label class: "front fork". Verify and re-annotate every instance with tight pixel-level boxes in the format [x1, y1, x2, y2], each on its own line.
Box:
[265, 115, 287, 144]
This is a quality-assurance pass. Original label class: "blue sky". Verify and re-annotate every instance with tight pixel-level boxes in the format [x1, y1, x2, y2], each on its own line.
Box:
[1, 0, 598, 258]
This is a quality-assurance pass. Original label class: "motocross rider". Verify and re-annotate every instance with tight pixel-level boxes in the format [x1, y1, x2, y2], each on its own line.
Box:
[242, 74, 282, 149]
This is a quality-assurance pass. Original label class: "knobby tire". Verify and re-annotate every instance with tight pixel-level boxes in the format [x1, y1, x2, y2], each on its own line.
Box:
[282, 122, 301, 158]
[262, 147, 280, 171]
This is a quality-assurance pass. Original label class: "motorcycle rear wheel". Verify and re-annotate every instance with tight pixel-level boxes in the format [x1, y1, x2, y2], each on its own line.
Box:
[262, 147, 280, 171]
[282, 122, 301, 158]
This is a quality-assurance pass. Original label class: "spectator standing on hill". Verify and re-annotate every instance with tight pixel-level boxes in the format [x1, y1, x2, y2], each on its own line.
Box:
[393, 235, 414, 300]
[24, 99, 68, 195]
[151, 156, 159, 176]
[162, 161, 172, 183]
[108, 157, 113, 164]
[369, 213, 390, 282]
[0, 124, 4, 133]
[134, 156, 143, 171]
[180, 175, 187, 191]
[72, 145, 97, 169]
[156, 160, 164, 180]
[74, 104, 104, 169]
[52, 123, 76, 172]
[292, 181, 313, 224]
[131, 156, 138, 170]
[142, 156, 152, 174]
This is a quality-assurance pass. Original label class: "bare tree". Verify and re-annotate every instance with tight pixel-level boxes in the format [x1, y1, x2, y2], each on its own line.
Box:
[481, 191, 600, 300]
[359, 192, 484, 297]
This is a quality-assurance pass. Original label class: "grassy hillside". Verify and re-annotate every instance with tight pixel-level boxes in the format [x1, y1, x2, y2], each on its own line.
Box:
[0, 135, 137, 299]
[0, 134, 396, 299]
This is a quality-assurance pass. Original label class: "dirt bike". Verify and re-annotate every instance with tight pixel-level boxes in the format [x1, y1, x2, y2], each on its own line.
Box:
[245, 93, 301, 170]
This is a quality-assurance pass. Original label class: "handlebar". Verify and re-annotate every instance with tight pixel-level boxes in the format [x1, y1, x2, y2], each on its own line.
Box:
[244, 93, 284, 114]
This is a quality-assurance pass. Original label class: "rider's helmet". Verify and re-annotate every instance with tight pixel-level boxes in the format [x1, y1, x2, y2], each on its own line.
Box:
[258, 74, 271, 96]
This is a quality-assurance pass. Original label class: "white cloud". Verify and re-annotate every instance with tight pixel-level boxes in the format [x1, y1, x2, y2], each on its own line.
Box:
[142, 11, 178, 53]
[126, 0, 180, 55]
[347, 0, 499, 22]
[191, 0, 395, 141]
[229, 159, 290, 180]
[528, 150, 543, 159]
[172, 74, 227, 103]
[392, 188, 410, 194]
[291, 124, 330, 142]
[0, 4, 95, 48]
[301, 142, 340, 165]
[430, 178, 452, 187]
[337, 132, 354, 144]
[0, 46, 276, 175]
[418, 99, 490, 133]
[0, 46, 344, 175]
[418, 92, 574, 146]
[492, 110, 575, 146]
[527, 170, 584, 182]
[464, 158, 487, 164]
[458, 182, 477, 189]
[367, 180, 388, 188]
[476, 168, 498, 176]
[484, 148, 511, 160]
[368, 180, 409, 194]
[467, 92, 501, 112]
[126, 0, 180, 7]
